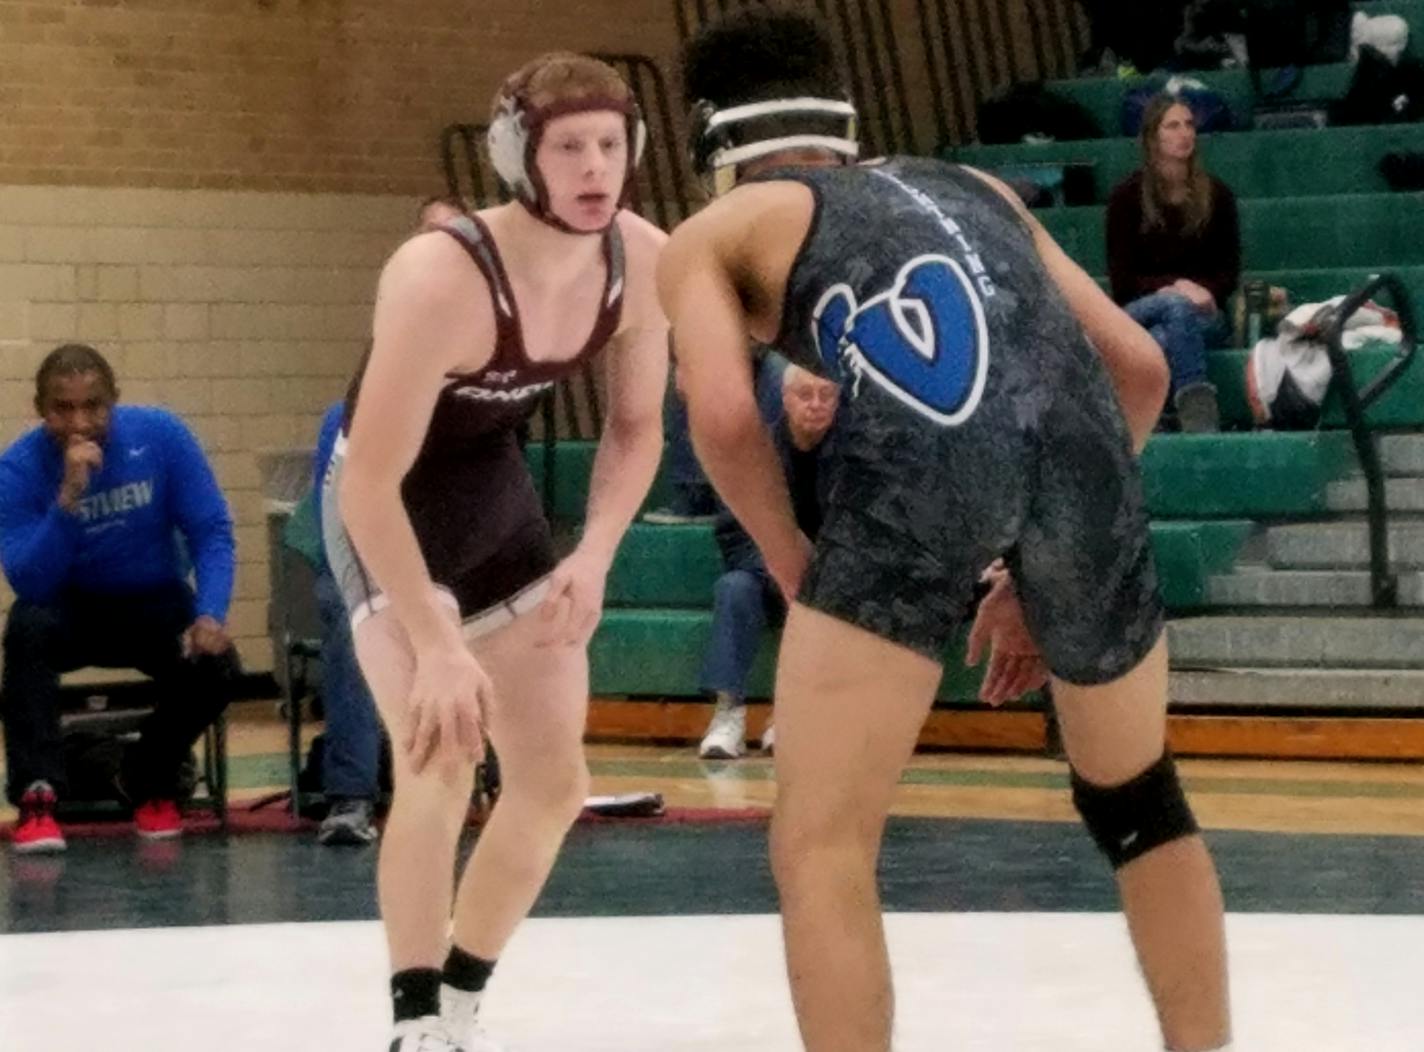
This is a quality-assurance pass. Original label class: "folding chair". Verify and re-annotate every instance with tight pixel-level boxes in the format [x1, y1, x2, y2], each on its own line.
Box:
[269, 489, 325, 818]
[57, 670, 229, 826]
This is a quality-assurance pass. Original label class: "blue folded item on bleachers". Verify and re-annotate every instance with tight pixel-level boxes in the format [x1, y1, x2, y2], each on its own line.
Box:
[1122, 76, 1236, 135]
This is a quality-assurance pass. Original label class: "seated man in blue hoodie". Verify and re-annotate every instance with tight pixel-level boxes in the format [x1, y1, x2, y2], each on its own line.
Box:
[0, 343, 238, 853]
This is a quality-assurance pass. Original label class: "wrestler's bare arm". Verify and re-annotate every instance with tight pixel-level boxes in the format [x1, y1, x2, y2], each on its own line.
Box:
[340, 232, 497, 653]
[578, 212, 671, 563]
[657, 199, 807, 595]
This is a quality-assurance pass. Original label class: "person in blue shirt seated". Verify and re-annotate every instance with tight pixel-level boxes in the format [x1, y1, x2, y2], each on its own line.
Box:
[0, 343, 238, 853]
[309, 399, 383, 846]
[699, 361, 839, 759]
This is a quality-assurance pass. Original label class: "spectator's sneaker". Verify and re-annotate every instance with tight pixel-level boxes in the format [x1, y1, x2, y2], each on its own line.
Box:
[12, 782, 65, 854]
[1175, 382, 1221, 433]
[318, 798, 378, 846]
[699, 698, 746, 760]
[389, 1016, 477, 1051]
[640, 506, 718, 525]
[134, 799, 183, 840]
[760, 723, 776, 755]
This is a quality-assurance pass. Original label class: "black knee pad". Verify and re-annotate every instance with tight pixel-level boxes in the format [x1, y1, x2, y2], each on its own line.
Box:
[1070, 751, 1198, 869]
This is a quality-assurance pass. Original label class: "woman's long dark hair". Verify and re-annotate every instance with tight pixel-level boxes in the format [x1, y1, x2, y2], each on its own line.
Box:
[1138, 94, 1214, 235]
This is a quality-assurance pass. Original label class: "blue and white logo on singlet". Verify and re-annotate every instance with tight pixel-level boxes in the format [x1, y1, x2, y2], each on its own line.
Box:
[811, 253, 990, 426]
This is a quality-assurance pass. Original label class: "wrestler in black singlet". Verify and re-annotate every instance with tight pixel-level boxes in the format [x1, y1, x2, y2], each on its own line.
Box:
[762, 157, 1163, 684]
[321, 215, 625, 632]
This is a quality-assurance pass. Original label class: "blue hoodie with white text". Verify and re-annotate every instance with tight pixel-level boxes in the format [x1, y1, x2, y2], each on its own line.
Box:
[0, 405, 235, 620]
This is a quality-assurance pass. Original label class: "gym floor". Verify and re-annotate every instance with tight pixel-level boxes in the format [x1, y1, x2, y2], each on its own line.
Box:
[2, 702, 1422, 1050]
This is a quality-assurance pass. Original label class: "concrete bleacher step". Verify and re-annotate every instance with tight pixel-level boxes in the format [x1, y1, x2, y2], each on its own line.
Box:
[1266, 521, 1424, 568]
[1326, 478, 1424, 512]
[1042, 193, 1424, 274]
[1170, 666, 1424, 710]
[1374, 434, 1424, 475]
[1166, 614, 1424, 668]
[1206, 567, 1424, 606]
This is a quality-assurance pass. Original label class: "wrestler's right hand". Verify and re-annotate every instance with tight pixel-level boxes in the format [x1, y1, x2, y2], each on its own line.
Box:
[404, 645, 493, 774]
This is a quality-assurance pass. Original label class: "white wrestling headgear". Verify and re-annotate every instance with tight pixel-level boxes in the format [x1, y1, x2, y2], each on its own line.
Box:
[688, 95, 859, 197]
[486, 53, 648, 234]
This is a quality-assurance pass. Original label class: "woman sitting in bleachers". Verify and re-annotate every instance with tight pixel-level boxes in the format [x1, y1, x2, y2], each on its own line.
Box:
[1107, 93, 1240, 431]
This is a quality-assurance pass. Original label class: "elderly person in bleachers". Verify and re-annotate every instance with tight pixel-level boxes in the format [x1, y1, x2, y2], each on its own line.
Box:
[1107, 93, 1241, 432]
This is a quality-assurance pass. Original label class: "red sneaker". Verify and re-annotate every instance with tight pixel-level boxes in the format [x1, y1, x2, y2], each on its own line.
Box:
[134, 799, 183, 840]
[12, 782, 66, 854]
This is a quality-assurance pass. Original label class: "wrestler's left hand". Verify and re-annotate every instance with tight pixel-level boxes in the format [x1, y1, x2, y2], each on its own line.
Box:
[966, 565, 1049, 707]
[765, 530, 814, 605]
[535, 545, 610, 648]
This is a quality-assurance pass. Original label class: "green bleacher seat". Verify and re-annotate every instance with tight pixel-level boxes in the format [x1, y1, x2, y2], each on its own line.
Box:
[1046, 65, 1358, 138]
[949, 124, 1424, 202]
[1208, 343, 1424, 428]
[1150, 520, 1256, 608]
[1140, 431, 1357, 516]
[1250, 265, 1424, 307]
[608, 515, 1254, 619]
[605, 523, 725, 607]
[524, 440, 673, 522]
[590, 515, 1259, 698]
[589, 607, 990, 703]
[1041, 193, 1424, 273]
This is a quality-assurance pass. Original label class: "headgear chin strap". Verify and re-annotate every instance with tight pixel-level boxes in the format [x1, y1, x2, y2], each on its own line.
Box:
[487, 71, 647, 236]
[690, 96, 860, 196]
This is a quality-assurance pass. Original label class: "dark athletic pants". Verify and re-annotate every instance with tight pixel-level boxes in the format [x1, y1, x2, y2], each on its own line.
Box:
[1, 581, 237, 806]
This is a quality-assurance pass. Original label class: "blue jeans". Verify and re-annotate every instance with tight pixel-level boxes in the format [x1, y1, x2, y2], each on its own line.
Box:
[1125, 291, 1229, 395]
[314, 569, 381, 800]
[698, 567, 784, 701]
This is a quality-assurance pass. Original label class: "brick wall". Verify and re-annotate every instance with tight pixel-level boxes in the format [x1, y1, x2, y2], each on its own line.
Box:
[0, 184, 425, 671]
[0, 1, 687, 677]
[0, 0, 681, 194]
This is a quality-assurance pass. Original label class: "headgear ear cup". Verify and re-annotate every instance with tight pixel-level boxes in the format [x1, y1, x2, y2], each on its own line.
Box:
[632, 117, 647, 168]
[487, 97, 532, 197]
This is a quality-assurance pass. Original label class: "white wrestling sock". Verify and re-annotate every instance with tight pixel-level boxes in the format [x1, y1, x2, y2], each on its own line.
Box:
[440, 983, 483, 1025]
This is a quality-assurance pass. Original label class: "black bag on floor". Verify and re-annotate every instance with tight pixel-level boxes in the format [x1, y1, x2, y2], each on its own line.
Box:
[1245, 0, 1351, 69]
[1380, 151, 1424, 191]
[62, 731, 198, 807]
